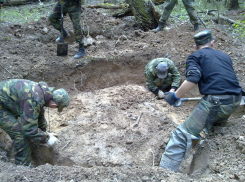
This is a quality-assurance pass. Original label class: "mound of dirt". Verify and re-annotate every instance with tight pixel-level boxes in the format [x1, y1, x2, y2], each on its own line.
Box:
[0, 4, 245, 182]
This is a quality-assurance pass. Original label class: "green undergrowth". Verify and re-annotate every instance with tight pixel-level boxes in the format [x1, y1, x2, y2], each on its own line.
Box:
[232, 20, 245, 40]
[155, 0, 245, 42]
[0, 2, 51, 24]
[1, 0, 245, 42]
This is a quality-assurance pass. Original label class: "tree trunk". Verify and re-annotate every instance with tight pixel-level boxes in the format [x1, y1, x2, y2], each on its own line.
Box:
[89, 0, 164, 31]
[208, 11, 244, 26]
[124, 0, 161, 31]
[88, 4, 127, 9]
[227, 0, 239, 10]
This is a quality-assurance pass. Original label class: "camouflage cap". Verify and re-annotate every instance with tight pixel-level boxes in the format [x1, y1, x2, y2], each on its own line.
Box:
[53, 88, 69, 112]
[194, 30, 214, 45]
[156, 62, 168, 79]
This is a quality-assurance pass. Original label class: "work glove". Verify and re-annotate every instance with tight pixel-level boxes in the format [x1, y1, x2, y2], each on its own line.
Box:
[158, 90, 165, 99]
[164, 92, 179, 105]
[47, 133, 59, 147]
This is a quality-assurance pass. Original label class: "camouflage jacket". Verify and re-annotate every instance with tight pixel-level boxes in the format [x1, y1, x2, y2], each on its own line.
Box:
[144, 58, 181, 92]
[0, 79, 53, 143]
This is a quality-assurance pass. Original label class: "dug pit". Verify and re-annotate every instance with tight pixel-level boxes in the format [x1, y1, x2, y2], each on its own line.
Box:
[0, 58, 199, 171]
[0, 5, 245, 181]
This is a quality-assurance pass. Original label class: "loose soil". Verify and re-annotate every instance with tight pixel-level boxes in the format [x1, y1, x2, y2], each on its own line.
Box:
[0, 3, 245, 182]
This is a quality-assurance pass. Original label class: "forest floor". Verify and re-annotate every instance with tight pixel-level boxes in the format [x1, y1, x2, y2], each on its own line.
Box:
[0, 2, 245, 182]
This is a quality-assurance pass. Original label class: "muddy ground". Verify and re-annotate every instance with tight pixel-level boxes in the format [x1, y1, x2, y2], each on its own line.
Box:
[0, 3, 245, 182]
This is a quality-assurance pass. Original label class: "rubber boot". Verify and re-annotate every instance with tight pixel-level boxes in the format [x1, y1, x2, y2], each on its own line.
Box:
[153, 21, 165, 32]
[159, 154, 181, 172]
[74, 44, 86, 59]
[56, 28, 70, 42]
[194, 23, 199, 31]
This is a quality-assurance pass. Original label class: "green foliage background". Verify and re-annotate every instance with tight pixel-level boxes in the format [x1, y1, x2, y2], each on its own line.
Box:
[0, 0, 244, 40]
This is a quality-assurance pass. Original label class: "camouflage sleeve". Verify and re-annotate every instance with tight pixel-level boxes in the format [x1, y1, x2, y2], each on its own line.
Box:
[20, 99, 49, 143]
[145, 70, 158, 93]
[168, 62, 181, 88]
[81, 0, 85, 5]
[38, 108, 47, 132]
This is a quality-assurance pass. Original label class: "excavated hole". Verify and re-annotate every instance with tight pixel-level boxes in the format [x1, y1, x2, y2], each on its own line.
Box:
[2, 58, 244, 174]
[30, 59, 151, 167]
[2, 59, 175, 168]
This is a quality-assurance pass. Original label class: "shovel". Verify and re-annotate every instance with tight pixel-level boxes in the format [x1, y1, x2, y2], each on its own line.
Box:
[174, 97, 202, 107]
[174, 96, 245, 107]
[57, 0, 68, 56]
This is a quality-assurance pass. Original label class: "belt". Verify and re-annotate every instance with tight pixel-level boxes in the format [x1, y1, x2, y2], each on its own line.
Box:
[203, 94, 241, 105]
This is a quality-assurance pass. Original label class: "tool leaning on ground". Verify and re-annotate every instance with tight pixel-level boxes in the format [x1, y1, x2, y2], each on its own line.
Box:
[57, 0, 68, 56]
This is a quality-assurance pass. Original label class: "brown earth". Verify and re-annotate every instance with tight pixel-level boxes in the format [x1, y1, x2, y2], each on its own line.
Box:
[0, 4, 245, 182]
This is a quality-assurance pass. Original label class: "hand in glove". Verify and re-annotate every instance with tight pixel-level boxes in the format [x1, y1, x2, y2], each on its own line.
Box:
[158, 90, 165, 99]
[164, 92, 179, 105]
[47, 133, 59, 147]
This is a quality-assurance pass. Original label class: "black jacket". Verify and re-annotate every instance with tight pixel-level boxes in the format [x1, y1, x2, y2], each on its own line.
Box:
[185, 47, 242, 95]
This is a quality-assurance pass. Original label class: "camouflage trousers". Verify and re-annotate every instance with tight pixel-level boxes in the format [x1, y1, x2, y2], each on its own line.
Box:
[48, 2, 84, 44]
[185, 94, 242, 137]
[0, 104, 32, 166]
[160, 93, 241, 169]
[159, 0, 198, 25]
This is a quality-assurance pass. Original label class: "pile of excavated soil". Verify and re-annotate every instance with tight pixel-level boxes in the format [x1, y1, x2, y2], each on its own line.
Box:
[0, 4, 245, 182]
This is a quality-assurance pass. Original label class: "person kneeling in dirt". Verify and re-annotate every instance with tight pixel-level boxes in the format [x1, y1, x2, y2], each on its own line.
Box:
[48, 0, 86, 59]
[144, 58, 181, 99]
[160, 30, 243, 172]
[0, 79, 69, 166]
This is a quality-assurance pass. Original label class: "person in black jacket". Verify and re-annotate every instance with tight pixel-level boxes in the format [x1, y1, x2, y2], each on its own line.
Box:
[160, 30, 242, 172]
[48, 0, 86, 59]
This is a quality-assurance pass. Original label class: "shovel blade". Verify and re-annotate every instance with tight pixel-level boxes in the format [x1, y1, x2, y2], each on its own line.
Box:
[174, 99, 182, 107]
[57, 42, 68, 56]
[240, 96, 245, 105]
[188, 140, 210, 177]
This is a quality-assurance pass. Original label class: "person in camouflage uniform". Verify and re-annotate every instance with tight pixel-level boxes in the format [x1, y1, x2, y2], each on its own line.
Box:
[0, 79, 69, 166]
[160, 30, 242, 172]
[153, 0, 199, 32]
[144, 58, 181, 99]
[48, 0, 86, 59]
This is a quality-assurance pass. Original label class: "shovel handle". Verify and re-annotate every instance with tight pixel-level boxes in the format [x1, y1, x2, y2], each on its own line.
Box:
[59, 0, 66, 43]
[174, 97, 202, 107]
[181, 97, 202, 102]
